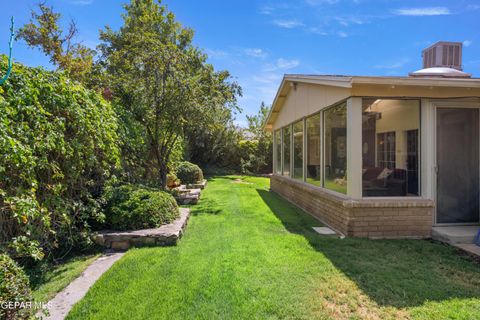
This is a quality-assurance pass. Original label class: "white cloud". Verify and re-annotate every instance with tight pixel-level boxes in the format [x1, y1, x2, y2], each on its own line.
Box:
[276, 58, 300, 69]
[392, 7, 451, 16]
[334, 16, 366, 26]
[244, 48, 267, 58]
[272, 20, 304, 29]
[463, 40, 473, 47]
[337, 31, 348, 38]
[263, 58, 300, 72]
[205, 48, 229, 58]
[259, 6, 274, 15]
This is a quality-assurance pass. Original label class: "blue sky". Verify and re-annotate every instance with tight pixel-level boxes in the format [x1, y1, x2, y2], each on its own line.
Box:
[1, 0, 479, 126]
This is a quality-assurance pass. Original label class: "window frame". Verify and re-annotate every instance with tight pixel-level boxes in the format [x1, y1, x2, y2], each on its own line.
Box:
[322, 102, 348, 194]
[360, 98, 422, 198]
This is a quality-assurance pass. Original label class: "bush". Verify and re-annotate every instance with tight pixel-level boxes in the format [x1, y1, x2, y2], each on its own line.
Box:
[176, 161, 204, 184]
[103, 185, 179, 231]
[0, 254, 33, 320]
[166, 172, 180, 189]
[0, 57, 120, 260]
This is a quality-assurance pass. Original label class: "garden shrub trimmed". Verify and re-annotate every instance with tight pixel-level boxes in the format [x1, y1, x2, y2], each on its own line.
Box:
[0, 254, 33, 320]
[103, 185, 179, 231]
[176, 161, 204, 184]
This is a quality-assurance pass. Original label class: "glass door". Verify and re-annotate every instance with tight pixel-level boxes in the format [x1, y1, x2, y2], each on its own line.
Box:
[436, 108, 480, 224]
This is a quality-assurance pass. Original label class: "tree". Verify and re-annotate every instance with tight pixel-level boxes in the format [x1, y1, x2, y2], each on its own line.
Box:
[241, 102, 272, 174]
[98, 0, 240, 188]
[17, 2, 95, 83]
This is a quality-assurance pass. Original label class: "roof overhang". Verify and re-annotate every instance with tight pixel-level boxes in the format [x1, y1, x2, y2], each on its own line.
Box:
[264, 75, 352, 131]
[264, 74, 480, 131]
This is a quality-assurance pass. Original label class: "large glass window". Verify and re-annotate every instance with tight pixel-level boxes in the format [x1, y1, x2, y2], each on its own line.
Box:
[275, 130, 282, 174]
[282, 125, 291, 176]
[324, 103, 347, 194]
[306, 114, 321, 186]
[293, 120, 304, 180]
[362, 99, 420, 197]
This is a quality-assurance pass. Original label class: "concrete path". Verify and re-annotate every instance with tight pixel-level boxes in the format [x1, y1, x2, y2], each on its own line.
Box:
[44, 252, 124, 320]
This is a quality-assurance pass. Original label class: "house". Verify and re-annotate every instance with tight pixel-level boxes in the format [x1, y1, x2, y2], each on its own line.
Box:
[265, 41, 480, 239]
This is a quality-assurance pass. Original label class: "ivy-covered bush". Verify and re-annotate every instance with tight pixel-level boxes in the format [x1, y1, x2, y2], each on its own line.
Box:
[103, 184, 179, 231]
[176, 161, 204, 184]
[0, 254, 33, 320]
[0, 57, 120, 260]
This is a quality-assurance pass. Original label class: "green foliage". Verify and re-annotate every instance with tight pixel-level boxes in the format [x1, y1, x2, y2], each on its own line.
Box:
[0, 254, 33, 320]
[16, 3, 95, 83]
[176, 161, 204, 184]
[166, 172, 180, 188]
[185, 102, 272, 174]
[0, 57, 120, 260]
[98, 0, 240, 188]
[103, 184, 179, 231]
[240, 102, 272, 174]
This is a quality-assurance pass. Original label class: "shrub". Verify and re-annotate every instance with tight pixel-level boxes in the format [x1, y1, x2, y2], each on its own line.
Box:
[166, 172, 180, 189]
[176, 161, 204, 184]
[0, 254, 33, 320]
[103, 185, 179, 231]
[0, 57, 120, 260]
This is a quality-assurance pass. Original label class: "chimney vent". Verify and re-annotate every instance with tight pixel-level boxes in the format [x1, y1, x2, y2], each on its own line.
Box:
[422, 41, 463, 70]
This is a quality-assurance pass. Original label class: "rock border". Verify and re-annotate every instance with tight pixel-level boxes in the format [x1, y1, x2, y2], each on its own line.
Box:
[187, 179, 207, 190]
[93, 208, 190, 250]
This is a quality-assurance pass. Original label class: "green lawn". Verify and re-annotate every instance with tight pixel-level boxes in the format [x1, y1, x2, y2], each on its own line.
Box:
[68, 176, 480, 319]
[28, 254, 100, 303]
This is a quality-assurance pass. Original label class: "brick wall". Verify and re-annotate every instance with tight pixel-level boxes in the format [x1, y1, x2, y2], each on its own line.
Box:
[270, 175, 434, 239]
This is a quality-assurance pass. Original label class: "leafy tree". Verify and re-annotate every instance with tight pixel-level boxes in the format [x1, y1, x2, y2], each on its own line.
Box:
[17, 2, 95, 83]
[183, 108, 243, 169]
[240, 102, 272, 174]
[98, 0, 240, 188]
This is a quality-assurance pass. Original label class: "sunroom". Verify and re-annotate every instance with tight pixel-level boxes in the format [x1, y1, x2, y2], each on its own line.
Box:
[265, 42, 480, 238]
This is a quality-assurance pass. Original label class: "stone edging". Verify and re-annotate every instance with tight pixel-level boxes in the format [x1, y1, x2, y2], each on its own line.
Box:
[93, 208, 190, 250]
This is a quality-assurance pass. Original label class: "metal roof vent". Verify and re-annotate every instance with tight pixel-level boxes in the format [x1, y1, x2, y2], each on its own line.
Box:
[409, 41, 471, 78]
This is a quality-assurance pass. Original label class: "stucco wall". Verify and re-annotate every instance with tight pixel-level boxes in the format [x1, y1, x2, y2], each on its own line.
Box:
[273, 83, 350, 130]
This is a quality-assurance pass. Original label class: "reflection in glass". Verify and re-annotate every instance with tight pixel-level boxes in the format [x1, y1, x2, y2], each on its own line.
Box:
[293, 121, 303, 180]
[306, 114, 321, 186]
[324, 103, 347, 194]
[275, 130, 282, 174]
[283, 126, 291, 176]
[362, 99, 420, 197]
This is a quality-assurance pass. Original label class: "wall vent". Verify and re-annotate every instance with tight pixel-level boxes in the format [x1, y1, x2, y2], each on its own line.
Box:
[422, 41, 463, 70]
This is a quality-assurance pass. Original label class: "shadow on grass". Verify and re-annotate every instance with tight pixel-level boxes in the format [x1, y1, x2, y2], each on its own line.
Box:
[257, 188, 480, 308]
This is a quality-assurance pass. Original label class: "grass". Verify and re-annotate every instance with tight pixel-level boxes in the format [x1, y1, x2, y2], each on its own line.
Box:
[27, 254, 100, 303]
[306, 177, 347, 194]
[324, 178, 347, 194]
[68, 176, 480, 319]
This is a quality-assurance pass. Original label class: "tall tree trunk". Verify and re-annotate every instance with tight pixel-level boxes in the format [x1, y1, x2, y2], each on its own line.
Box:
[159, 165, 168, 190]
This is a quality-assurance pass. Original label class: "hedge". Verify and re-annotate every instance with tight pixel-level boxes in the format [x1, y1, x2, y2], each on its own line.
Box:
[176, 161, 204, 184]
[103, 184, 180, 231]
[0, 56, 120, 260]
